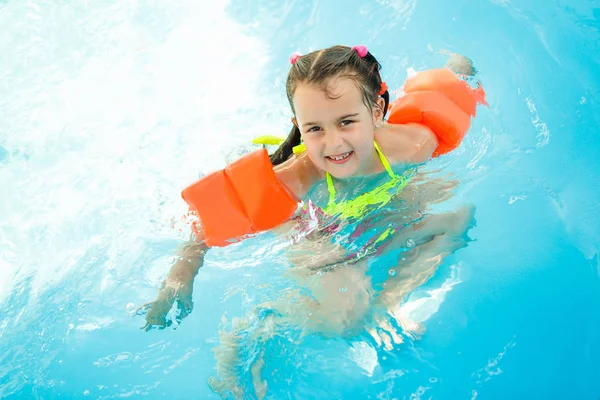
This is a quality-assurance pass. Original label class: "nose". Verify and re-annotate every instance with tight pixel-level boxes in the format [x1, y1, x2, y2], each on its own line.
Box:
[325, 129, 344, 150]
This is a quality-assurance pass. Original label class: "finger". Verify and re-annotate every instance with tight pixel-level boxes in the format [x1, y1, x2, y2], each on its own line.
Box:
[142, 319, 172, 332]
[379, 330, 393, 351]
[175, 299, 193, 323]
[135, 303, 152, 316]
[379, 320, 404, 345]
[366, 327, 383, 348]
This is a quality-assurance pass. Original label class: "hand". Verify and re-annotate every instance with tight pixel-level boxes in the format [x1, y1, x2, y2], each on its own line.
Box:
[365, 306, 406, 351]
[366, 304, 426, 351]
[443, 52, 478, 77]
[136, 282, 195, 331]
[136, 286, 175, 331]
[174, 280, 194, 322]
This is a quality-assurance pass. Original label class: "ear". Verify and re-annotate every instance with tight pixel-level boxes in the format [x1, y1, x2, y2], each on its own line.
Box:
[373, 97, 386, 125]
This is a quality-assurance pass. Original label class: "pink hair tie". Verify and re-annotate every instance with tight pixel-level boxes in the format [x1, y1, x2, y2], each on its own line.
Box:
[289, 52, 302, 65]
[352, 45, 368, 58]
[379, 81, 388, 95]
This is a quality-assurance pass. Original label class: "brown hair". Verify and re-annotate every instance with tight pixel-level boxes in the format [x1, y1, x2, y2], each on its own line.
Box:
[269, 45, 390, 166]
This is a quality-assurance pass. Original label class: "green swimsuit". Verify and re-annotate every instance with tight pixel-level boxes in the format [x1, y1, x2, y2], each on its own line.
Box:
[322, 142, 415, 219]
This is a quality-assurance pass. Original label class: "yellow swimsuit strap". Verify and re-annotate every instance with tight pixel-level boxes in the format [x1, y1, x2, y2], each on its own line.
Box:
[326, 141, 396, 205]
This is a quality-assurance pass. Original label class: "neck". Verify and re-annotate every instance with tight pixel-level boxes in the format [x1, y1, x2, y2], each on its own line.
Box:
[327, 145, 385, 182]
[356, 144, 385, 177]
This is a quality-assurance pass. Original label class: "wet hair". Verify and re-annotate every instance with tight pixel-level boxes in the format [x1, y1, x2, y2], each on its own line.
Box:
[269, 45, 390, 166]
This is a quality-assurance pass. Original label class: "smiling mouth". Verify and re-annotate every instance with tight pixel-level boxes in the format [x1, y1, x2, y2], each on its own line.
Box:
[326, 151, 353, 164]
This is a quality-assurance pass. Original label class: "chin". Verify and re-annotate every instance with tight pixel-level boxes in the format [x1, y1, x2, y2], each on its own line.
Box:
[327, 166, 358, 179]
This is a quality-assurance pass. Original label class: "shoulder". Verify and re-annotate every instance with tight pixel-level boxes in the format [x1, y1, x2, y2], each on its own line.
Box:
[375, 122, 438, 165]
[274, 152, 322, 199]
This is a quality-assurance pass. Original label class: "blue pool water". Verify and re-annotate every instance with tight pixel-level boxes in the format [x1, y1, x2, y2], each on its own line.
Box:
[1, 0, 599, 398]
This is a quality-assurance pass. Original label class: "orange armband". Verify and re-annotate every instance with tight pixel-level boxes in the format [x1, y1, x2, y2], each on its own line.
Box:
[387, 68, 488, 157]
[181, 149, 299, 247]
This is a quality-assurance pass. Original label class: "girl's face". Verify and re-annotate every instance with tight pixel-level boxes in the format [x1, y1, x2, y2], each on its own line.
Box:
[292, 77, 384, 179]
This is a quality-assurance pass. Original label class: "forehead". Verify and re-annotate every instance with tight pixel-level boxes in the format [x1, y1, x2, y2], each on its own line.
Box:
[293, 77, 365, 121]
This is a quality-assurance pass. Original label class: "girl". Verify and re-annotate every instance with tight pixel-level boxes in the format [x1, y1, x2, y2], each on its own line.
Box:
[138, 45, 485, 398]
[138, 45, 485, 330]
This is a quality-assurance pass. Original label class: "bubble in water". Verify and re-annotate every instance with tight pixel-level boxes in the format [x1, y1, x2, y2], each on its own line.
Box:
[389, 269, 396, 276]
[406, 238, 415, 248]
[83, 390, 90, 396]
[429, 377, 438, 383]
[125, 303, 136, 314]
[339, 287, 347, 292]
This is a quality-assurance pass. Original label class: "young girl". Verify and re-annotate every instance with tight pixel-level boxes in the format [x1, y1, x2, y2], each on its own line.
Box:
[138, 44, 485, 398]
[138, 45, 485, 331]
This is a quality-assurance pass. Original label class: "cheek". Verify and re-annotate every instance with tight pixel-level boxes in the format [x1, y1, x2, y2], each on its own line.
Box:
[350, 126, 375, 154]
[356, 142, 373, 158]
[304, 139, 325, 164]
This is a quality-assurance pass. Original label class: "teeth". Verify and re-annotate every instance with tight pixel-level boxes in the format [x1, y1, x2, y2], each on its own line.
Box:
[330, 152, 351, 161]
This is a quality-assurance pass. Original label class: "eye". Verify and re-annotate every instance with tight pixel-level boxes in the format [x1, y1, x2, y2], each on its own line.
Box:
[340, 119, 355, 127]
[306, 126, 322, 133]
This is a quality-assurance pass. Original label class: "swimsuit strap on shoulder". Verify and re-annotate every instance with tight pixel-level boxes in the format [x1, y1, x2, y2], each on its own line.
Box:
[373, 141, 396, 178]
[326, 172, 336, 205]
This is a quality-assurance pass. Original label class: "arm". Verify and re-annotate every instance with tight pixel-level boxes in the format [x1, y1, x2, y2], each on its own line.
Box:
[273, 150, 322, 199]
[139, 231, 209, 330]
[368, 205, 475, 349]
[376, 122, 438, 165]
[140, 149, 315, 330]
[382, 67, 487, 164]
[163, 238, 207, 291]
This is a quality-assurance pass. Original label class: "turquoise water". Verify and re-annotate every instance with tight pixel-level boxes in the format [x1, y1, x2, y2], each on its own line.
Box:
[1, 0, 599, 398]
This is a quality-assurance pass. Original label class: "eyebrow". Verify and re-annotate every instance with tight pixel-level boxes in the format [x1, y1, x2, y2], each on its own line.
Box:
[302, 113, 360, 127]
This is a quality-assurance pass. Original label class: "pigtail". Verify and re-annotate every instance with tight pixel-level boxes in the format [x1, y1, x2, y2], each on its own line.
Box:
[269, 124, 302, 166]
[360, 49, 390, 119]
[381, 89, 390, 119]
